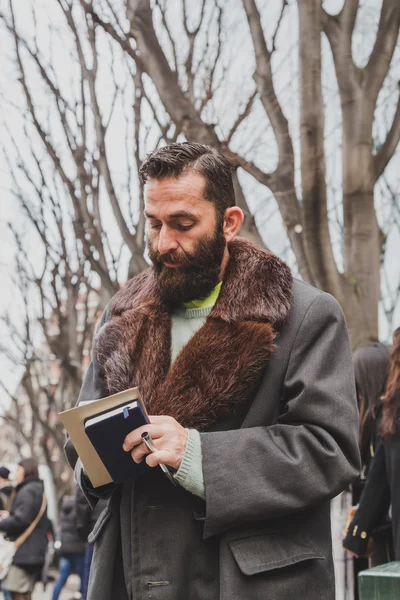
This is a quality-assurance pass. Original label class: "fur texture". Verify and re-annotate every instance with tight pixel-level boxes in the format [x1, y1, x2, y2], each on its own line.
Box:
[94, 238, 293, 430]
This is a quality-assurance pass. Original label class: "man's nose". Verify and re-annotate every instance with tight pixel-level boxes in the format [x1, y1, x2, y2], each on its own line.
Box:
[158, 226, 179, 255]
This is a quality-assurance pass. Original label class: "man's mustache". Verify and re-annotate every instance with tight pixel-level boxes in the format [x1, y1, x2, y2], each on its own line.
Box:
[151, 250, 194, 266]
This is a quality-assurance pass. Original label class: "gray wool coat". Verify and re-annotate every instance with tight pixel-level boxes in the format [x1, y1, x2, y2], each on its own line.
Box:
[65, 278, 360, 600]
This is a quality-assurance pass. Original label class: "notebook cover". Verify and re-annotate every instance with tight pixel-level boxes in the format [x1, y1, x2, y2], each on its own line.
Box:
[60, 387, 148, 487]
[85, 404, 150, 484]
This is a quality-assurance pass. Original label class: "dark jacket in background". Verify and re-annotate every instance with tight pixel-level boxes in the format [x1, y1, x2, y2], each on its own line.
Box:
[343, 432, 400, 560]
[58, 495, 86, 555]
[352, 404, 383, 506]
[0, 476, 49, 567]
[385, 431, 400, 559]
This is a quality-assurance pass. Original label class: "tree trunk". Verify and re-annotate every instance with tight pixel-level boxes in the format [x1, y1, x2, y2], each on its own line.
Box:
[341, 185, 381, 348]
[298, 0, 342, 297]
[232, 171, 265, 247]
[341, 97, 381, 348]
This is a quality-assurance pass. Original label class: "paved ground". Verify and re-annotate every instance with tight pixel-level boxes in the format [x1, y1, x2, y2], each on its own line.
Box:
[32, 573, 81, 600]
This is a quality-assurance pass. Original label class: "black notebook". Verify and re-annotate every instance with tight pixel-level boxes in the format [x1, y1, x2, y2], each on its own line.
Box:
[84, 400, 150, 484]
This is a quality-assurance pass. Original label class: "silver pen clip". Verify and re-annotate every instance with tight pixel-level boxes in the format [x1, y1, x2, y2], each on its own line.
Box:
[141, 432, 178, 486]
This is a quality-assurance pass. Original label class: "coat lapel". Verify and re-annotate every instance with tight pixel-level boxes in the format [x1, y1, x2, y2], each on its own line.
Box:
[94, 238, 293, 430]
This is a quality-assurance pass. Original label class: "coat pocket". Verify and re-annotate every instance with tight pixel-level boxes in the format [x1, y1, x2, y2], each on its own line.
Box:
[88, 507, 112, 544]
[229, 530, 324, 576]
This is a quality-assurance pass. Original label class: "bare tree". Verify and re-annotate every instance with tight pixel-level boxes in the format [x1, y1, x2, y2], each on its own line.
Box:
[0, 0, 158, 499]
[0, 103, 103, 499]
[1, 0, 151, 301]
[81, 0, 400, 348]
[0, 246, 96, 501]
[0, 4, 398, 459]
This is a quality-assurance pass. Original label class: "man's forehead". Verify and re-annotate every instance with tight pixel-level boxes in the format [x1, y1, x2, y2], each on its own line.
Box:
[144, 174, 213, 218]
[144, 172, 206, 197]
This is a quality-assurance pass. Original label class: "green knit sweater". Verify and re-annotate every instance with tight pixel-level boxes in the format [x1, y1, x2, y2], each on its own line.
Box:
[171, 284, 222, 500]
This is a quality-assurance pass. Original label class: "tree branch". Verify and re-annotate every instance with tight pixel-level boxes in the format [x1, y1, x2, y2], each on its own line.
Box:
[182, 0, 207, 103]
[154, 0, 178, 73]
[225, 89, 257, 145]
[241, 0, 312, 283]
[298, 0, 340, 294]
[374, 89, 400, 180]
[197, 1, 223, 114]
[322, 2, 362, 101]
[271, 0, 288, 52]
[242, 0, 293, 164]
[365, 0, 400, 101]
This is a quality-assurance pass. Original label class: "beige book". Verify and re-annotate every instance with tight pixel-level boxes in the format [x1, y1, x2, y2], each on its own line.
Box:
[60, 387, 147, 488]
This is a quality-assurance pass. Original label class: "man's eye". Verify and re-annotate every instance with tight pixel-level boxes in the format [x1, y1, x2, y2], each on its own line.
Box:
[176, 224, 193, 231]
[150, 223, 162, 230]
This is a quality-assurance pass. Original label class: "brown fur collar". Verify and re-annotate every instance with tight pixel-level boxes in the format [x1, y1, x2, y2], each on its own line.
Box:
[94, 238, 293, 430]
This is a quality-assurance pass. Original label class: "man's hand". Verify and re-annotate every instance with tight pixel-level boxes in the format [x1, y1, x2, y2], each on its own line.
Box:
[123, 415, 188, 471]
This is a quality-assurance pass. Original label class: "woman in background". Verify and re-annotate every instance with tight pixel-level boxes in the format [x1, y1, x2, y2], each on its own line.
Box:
[0, 458, 48, 600]
[352, 342, 390, 506]
[380, 327, 400, 558]
[344, 342, 392, 599]
[344, 331, 400, 566]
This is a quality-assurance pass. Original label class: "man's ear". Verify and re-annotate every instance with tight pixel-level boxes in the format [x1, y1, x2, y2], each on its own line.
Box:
[223, 207, 244, 243]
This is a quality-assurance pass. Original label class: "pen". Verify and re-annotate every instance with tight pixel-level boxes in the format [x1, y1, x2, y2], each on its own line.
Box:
[141, 431, 177, 486]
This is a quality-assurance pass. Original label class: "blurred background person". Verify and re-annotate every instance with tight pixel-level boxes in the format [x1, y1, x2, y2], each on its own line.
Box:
[345, 342, 393, 598]
[0, 458, 49, 600]
[379, 327, 400, 558]
[0, 466, 13, 600]
[0, 469, 13, 600]
[344, 332, 400, 585]
[75, 489, 107, 600]
[352, 342, 391, 507]
[0, 468, 13, 514]
[51, 491, 86, 600]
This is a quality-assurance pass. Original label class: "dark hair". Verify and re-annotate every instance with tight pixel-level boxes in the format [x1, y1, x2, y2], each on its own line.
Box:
[0, 466, 10, 479]
[139, 142, 236, 222]
[18, 457, 39, 479]
[352, 341, 390, 459]
[381, 328, 400, 440]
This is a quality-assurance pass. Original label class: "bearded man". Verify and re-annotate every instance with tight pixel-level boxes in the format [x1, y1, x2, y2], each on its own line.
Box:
[65, 142, 360, 600]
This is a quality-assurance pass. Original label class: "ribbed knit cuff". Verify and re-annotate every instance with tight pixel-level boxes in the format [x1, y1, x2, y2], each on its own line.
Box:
[174, 429, 205, 500]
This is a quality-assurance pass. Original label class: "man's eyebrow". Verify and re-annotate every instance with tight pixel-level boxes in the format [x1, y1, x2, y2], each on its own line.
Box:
[144, 211, 198, 220]
[168, 211, 198, 220]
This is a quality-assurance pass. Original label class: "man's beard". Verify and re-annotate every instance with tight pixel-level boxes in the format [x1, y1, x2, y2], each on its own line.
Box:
[147, 226, 227, 308]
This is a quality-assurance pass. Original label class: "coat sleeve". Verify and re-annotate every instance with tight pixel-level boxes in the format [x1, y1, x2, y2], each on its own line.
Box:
[63, 307, 116, 507]
[0, 487, 40, 535]
[200, 292, 361, 539]
[343, 441, 391, 556]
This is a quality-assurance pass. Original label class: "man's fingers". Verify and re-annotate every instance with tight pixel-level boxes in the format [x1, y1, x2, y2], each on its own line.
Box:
[123, 415, 177, 451]
[130, 441, 151, 464]
[145, 449, 176, 468]
[148, 415, 175, 424]
[123, 424, 163, 452]
[122, 415, 186, 470]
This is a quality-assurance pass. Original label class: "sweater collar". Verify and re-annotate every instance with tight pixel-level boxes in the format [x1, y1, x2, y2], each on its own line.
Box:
[183, 281, 222, 310]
